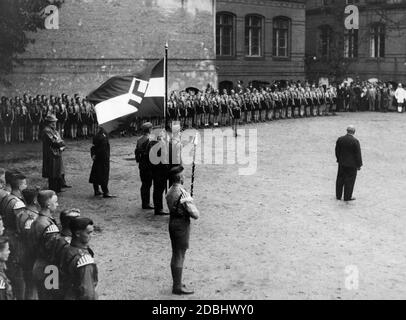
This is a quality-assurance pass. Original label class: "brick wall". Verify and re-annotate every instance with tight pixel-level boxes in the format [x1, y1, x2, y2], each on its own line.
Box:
[0, 0, 217, 96]
[216, 0, 306, 87]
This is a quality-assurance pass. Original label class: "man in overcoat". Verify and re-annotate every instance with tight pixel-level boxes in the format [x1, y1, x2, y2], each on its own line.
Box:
[42, 115, 66, 193]
[335, 126, 363, 202]
[89, 127, 115, 198]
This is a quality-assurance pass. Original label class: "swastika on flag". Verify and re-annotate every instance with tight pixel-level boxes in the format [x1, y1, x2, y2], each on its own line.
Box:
[128, 78, 149, 107]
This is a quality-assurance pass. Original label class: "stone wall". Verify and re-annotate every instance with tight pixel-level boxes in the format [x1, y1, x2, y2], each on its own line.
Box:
[1, 0, 217, 96]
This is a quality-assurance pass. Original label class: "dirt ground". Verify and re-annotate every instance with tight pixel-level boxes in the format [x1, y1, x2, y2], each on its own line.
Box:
[1, 111, 406, 300]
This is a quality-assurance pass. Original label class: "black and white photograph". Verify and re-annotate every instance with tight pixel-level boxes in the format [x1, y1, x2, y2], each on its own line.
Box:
[1, 0, 406, 306]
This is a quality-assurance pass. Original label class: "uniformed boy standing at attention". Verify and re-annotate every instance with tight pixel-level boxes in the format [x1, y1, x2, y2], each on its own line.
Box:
[60, 217, 98, 300]
[30, 190, 61, 300]
[166, 166, 199, 295]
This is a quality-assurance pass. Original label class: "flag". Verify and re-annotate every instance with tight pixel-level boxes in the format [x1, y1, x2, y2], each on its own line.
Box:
[87, 59, 165, 132]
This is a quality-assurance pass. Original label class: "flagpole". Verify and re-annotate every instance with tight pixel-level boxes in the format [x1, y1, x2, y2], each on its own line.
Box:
[164, 42, 169, 129]
[190, 132, 198, 197]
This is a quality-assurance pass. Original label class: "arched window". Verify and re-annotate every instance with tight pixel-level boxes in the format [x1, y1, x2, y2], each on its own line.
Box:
[249, 80, 270, 90]
[370, 23, 385, 58]
[318, 25, 333, 58]
[273, 17, 290, 58]
[245, 15, 264, 57]
[219, 80, 234, 94]
[216, 12, 235, 57]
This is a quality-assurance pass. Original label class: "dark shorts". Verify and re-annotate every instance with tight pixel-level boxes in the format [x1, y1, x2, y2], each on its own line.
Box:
[169, 218, 190, 250]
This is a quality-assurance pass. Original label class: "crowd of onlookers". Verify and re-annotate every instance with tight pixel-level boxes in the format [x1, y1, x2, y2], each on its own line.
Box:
[1, 80, 405, 144]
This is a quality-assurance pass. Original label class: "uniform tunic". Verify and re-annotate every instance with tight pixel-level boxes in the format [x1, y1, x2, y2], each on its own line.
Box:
[166, 184, 199, 250]
[60, 242, 98, 300]
[29, 212, 60, 299]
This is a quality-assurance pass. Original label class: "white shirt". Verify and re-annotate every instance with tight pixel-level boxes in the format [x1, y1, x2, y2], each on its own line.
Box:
[395, 87, 406, 103]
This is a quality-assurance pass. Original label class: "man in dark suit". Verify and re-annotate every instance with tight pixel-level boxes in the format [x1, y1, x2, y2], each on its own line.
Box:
[135, 122, 154, 210]
[335, 126, 363, 202]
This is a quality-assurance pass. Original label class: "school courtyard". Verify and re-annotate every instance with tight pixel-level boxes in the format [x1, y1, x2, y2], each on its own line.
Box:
[1, 111, 406, 300]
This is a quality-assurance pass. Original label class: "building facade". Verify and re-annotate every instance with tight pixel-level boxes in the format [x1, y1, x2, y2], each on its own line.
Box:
[0, 0, 217, 96]
[306, 0, 406, 83]
[216, 0, 306, 91]
[0, 0, 306, 96]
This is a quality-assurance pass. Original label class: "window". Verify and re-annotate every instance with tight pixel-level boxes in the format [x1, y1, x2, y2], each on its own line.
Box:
[216, 13, 235, 57]
[273, 17, 290, 58]
[245, 15, 263, 57]
[319, 25, 332, 58]
[344, 29, 358, 58]
[370, 24, 385, 58]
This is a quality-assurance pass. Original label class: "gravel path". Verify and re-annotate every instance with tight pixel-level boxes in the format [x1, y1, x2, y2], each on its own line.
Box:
[1, 112, 406, 300]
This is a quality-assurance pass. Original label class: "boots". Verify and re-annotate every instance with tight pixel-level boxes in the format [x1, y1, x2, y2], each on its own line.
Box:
[171, 266, 194, 295]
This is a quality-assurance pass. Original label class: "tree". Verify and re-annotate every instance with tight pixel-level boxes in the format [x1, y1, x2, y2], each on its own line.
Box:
[0, 0, 64, 86]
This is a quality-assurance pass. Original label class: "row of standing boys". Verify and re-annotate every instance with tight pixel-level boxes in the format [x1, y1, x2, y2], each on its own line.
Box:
[3, 81, 405, 145]
[0, 169, 98, 300]
[162, 81, 406, 132]
[0, 94, 97, 144]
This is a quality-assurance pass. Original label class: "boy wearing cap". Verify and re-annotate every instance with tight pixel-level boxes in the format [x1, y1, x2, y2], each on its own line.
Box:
[166, 165, 199, 295]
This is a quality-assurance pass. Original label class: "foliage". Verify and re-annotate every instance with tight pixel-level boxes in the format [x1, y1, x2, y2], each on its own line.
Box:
[0, 0, 64, 85]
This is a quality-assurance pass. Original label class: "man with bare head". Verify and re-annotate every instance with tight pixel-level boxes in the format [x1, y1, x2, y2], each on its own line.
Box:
[335, 125, 363, 202]
[30, 190, 60, 300]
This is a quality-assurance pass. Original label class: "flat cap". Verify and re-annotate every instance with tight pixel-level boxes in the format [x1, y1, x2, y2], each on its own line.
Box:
[44, 115, 58, 122]
[169, 165, 184, 176]
[141, 122, 153, 130]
